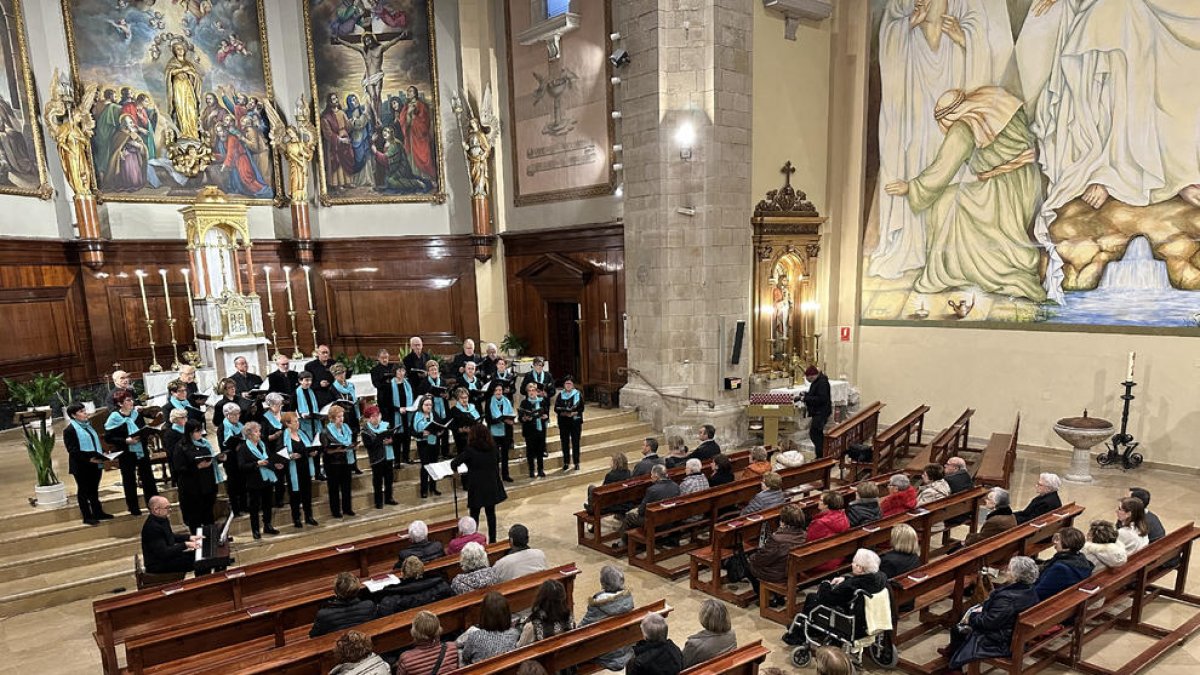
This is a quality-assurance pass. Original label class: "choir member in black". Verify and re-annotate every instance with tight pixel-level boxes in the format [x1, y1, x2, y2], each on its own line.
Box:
[459, 361, 488, 413]
[211, 378, 247, 430]
[294, 371, 324, 480]
[450, 338, 482, 381]
[306, 344, 337, 407]
[361, 405, 399, 509]
[217, 402, 247, 516]
[237, 422, 281, 539]
[522, 357, 556, 402]
[403, 336, 428, 386]
[451, 423, 508, 544]
[480, 343, 501, 379]
[267, 354, 300, 397]
[104, 370, 136, 410]
[259, 392, 287, 508]
[419, 360, 452, 459]
[555, 376, 585, 472]
[330, 363, 361, 448]
[487, 384, 516, 482]
[141, 496, 202, 574]
[321, 405, 358, 518]
[175, 419, 223, 530]
[280, 412, 319, 527]
[230, 356, 264, 395]
[449, 387, 484, 456]
[65, 403, 110, 525]
[103, 391, 158, 515]
[379, 364, 417, 464]
[519, 381, 550, 478]
[370, 348, 398, 391]
[166, 379, 205, 429]
[412, 396, 445, 498]
[492, 357, 517, 401]
[161, 408, 189, 485]
[178, 365, 201, 399]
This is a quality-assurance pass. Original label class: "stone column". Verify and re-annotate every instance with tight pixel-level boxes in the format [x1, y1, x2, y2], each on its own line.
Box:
[620, 0, 754, 443]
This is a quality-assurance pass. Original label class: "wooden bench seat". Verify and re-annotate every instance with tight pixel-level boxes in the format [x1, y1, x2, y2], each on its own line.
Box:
[826, 402, 883, 479]
[905, 408, 974, 474]
[974, 414, 1019, 489]
[680, 641, 769, 675]
[842, 404, 928, 481]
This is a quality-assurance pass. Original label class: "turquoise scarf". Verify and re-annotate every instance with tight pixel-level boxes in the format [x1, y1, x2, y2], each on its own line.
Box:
[326, 421, 355, 462]
[284, 429, 316, 484]
[413, 413, 438, 445]
[194, 437, 225, 483]
[559, 389, 581, 420]
[367, 420, 393, 461]
[295, 385, 319, 437]
[104, 411, 144, 459]
[389, 378, 414, 430]
[222, 419, 244, 449]
[489, 396, 513, 437]
[455, 401, 481, 423]
[71, 420, 101, 455]
[334, 379, 357, 402]
[427, 376, 446, 417]
[526, 396, 544, 432]
[243, 437, 278, 483]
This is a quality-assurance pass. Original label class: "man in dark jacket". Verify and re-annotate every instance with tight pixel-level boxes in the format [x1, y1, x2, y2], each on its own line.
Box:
[945, 556, 1041, 671]
[394, 520, 445, 567]
[801, 366, 832, 458]
[845, 481, 884, 527]
[1014, 473, 1063, 524]
[965, 488, 1018, 545]
[687, 425, 721, 461]
[305, 344, 337, 407]
[626, 612, 683, 675]
[141, 496, 200, 574]
[369, 348, 397, 392]
[375, 556, 452, 616]
[616, 464, 681, 546]
[230, 356, 264, 396]
[403, 336, 429, 385]
[266, 355, 300, 398]
[633, 438, 665, 477]
[944, 457, 973, 493]
[1033, 527, 1093, 601]
[309, 572, 377, 637]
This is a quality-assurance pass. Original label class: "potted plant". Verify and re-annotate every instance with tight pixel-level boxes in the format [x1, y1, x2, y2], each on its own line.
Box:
[3, 372, 68, 509]
[499, 333, 529, 359]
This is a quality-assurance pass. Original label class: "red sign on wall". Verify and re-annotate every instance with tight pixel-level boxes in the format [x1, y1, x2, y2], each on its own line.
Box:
[839, 326, 852, 342]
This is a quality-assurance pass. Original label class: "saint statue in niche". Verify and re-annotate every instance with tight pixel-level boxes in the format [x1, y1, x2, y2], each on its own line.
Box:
[772, 270, 793, 351]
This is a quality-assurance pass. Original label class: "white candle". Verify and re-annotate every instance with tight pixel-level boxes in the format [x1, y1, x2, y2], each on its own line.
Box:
[181, 268, 193, 306]
[283, 266, 295, 312]
[159, 269, 173, 319]
[135, 270, 150, 320]
[576, 305, 581, 320]
[603, 302, 609, 320]
[263, 266, 274, 312]
[1126, 351, 1135, 382]
[302, 265, 314, 309]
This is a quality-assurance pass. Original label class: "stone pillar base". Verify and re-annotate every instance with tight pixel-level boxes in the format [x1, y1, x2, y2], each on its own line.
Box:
[622, 382, 748, 448]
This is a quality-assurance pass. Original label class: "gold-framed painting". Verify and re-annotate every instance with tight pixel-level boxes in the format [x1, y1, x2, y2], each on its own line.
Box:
[0, 0, 51, 199]
[59, 0, 278, 204]
[504, 0, 616, 206]
[302, 0, 445, 205]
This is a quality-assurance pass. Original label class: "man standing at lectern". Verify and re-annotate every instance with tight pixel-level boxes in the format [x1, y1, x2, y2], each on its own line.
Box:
[802, 366, 831, 458]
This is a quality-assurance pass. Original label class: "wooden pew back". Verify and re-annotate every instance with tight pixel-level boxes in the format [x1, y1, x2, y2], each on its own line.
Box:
[825, 401, 883, 463]
[680, 641, 769, 675]
[975, 413, 1019, 489]
[855, 404, 928, 480]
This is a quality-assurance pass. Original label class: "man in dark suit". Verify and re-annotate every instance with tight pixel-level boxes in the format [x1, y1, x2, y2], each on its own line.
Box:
[449, 338, 482, 382]
[305, 344, 337, 406]
[141, 495, 200, 574]
[801, 366, 832, 458]
[944, 456, 973, 493]
[104, 370, 136, 409]
[402, 336, 428, 386]
[369, 348, 397, 392]
[267, 354, 300, 401]
[1014, 473, 1063, 524]
[230, 356, 264, 396]
[632, 438, 664, 476]
[616, 464, 681, 547]
[688, 424, 721, 461]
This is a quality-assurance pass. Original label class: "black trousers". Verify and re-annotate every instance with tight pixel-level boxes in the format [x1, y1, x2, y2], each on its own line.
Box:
[809, 414, 829, 459]
[289, 476, 314, 523]
[494, 431, 513, 479]
[395, 430, 412, 463]
[118, 452, 158, 514]
[273, 468, 287, 507]
[558, 417, 582, 468]
[223, 458, 247, 514]
[471, 504, 498, 544]
[73, 466, 104, 521]
[436, 427, 451, 459]
[524, 427, 546, 476]
[418, 441, 440, 495]
[326, 464, 353, 516]
[372, 460, 394, 507]
[246, 483, 274, 533]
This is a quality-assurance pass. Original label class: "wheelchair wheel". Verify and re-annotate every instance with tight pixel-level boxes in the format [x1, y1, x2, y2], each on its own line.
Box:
[791, 646, 812, 667]
[867, 634, 899, 669]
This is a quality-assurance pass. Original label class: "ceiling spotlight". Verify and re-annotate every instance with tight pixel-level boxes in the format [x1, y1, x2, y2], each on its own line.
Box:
[609, 48, 630, 68]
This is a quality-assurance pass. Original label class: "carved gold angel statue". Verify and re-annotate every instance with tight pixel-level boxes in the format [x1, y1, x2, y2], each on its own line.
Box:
[451, 85, 500, 199]
[263, 96, 317, 203]
[43, 69, 98, 198]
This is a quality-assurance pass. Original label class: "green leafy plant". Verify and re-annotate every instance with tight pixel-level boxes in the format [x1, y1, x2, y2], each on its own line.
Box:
[499, 333, 529, 355]
[3, 372, 67, 409]
[25, 424, 58, 487]
[76, 387, 96, 403]
[335, 353, 378, 376]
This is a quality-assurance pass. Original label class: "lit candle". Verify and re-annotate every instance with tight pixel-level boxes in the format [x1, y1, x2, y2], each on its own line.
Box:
[302, 265, 314, 309]
[263, 265, 273, 312]
[135, 270, 150, 320]
[1126, 351, 1135, 382]
[576, 305, 581, 320]
[181, 268, 193, 307]
[603, 302, 609, 320]
[159, 269, 173, 319]
[283, 266, 295, 312]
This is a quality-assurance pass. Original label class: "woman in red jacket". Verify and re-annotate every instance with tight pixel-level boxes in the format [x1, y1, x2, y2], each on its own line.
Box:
[880, 473, 918, 517]
[807, 491, 851, 574]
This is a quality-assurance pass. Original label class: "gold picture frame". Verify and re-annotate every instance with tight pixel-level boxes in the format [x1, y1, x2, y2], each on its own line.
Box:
[0, 0, 52, 199]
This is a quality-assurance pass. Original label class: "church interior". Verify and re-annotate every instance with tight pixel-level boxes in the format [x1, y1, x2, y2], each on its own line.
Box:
[0, 0, 1199, 673]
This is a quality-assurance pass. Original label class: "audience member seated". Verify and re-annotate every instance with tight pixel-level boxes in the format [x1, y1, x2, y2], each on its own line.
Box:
[741, 472, 785, 516]
[395, 520, 445, 568]
[518, 661, 550, 675]
[310, 572, 377, 638]
[942, 556, 1040, 674]
[451, 542, 500, 595]
[965, 488, 1016, 546]
[583, 453, 633, 515]
[813, 646, 852, 675]
[626, 612, 683, 675]
[664, 443, 690, 470]
[747, 503, 808, 594]
[916, 463, 951, 507]
[457, 591, 521, 664]
[396, 611, 459, 675]
[1128, 487, 1165, 542]
[745, 447, 771, 478]
[944, 457, 972, 494]
[845, 481, 883, 527]
[330, 631, 391, 675]
[679, 459, 710, 495]
[880, 524, 921, 578]
[1014, 473, 1062, 524]
[807, 491, 851, 574]
[771, 439, 806, 472]
[1116, 497, 1150, 554]
[617, 465, 681, 545]
[140, 496, 202, 575]
[1082, 520, 1127, 572]
[376, 556, 453, 617]
[681, 599, 737, 668]
[880, 474, 917, 517]
[632, 438, 664, 477]
[688, 424, 721, 461]
[709, 453, 737, 487]
[579, 565, 636, 671]
[492, 523, 548, 581]
[1033, 527, 1093, 601]
[789, 549, 887, 644]
[448, 516, 488, 555]
[517, 579, 574, 646]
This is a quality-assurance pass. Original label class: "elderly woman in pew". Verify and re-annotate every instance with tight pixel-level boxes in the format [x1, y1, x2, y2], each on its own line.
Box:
[741, 472, 785, 515]
[1033, 527, 1093, 601]
[376, 556, 452, 617]
[310, 572, 377, 638]
[396, 611, 460, 675]
[331, 630, 391, 675]
[845, 481, 883, 526]
[1014, 473, 1062, 524]
[626, 612, 684, 675]
[1082, 520, 1127, 572]
[745, 503, 808, 595]
[880, 524, 921, 578]
[880, 473, 917, 517]
[396, 520, 445, 566]
[458, 591, 522, 664]
[916, 463, 951, 507]
[785, 549, 888, 646]
[807, 491, 851, 574]
[941, 556, 1041, 674]
[681, 599, 737, 668]
[965, 488, 1016, 546]
[579, 565, 636, 670]
[451, 541, 501, 595]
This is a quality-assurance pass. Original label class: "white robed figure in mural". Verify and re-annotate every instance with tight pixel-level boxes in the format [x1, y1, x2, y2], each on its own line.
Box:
[1017, 0, 1200, 302]
[869, 0, 1011, 280]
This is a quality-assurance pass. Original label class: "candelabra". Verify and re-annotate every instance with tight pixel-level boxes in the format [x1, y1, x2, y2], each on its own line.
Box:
[308, 310, 319, 358]
[166, 317, 182, 371]
[188, 313, 203, 367]
[144, 318, 163, 372]
[288, 310, 304, 359]
[267, 310, 283, 360]
[1097, 379, 1144, 471]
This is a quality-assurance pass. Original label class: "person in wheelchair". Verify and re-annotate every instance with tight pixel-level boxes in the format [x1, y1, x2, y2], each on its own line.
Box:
[785, 548, 887, 646]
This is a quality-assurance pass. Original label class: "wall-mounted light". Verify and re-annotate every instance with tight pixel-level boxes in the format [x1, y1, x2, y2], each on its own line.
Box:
[801, 301, 820, 313]
[610, 76, 622, 86]
[612, 162, 624, 172]
[614, 184, 624, 197]
[612, 143, 623, 153]
[609, 48, 631, 68]
[609, 32, 622, 41]
[674, 120, 696, 160]
[611, 111, 622, 120]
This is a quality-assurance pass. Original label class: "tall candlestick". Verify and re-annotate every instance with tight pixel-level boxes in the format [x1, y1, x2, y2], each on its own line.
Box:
[283, 266, 295, 312]
[181, 268, 193, 307]
[1126, 351, 1136, 382]
[159, 269, 173, 319]
[135, 270, 150, 320]
[263, 266, 274, 312]
[302, 265, 315, 309]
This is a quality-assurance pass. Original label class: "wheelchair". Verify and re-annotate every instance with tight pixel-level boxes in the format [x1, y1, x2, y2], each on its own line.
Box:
[783, 586, 899, 670]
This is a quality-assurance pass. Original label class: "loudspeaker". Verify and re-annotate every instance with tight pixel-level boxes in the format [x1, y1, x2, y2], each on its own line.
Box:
[731, 320, 746, 365]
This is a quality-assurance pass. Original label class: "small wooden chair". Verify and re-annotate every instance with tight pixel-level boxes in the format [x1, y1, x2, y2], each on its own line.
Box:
[134, 553, 187, 590]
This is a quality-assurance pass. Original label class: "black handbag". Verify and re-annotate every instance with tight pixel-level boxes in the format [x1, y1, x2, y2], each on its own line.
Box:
[848, 442, 873, 462]
[723, 531, 752, 583]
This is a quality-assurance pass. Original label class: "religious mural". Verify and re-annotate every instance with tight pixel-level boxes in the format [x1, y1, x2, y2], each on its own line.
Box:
[60, 0, 277, 203]
[303, 0, 443, 204]
[504, 0, 614, 205]
[0, 0, 49, 198]
[861, 0, 1200, 329]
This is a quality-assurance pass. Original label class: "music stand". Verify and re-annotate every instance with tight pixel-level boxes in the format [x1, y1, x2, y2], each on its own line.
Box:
[424, 461, 467, 518]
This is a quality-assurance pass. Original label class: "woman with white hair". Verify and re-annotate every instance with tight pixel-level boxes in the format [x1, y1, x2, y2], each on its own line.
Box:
[451, 542, 500, 595]
[787, 549, 887, 647]
[965, 487, 1017, 546]
[394, 520, 444, 567]
[944, 556, 1041, 671]
[626, 612, 683, 675]
[579, 565, 635, 670]
[237, 421, 282, 539]
[449, 516, 487, 554]
[259, 391, 287, 508]
[218, 400, 247, 516]
[679, 459, 710, 495]
[1014, 473, 1063, 524]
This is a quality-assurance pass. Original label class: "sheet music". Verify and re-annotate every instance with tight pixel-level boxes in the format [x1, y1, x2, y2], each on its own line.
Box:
[258, 380, 271, 391]
[277, 449, 292, 460]
[363, 574, 400, 593]
[425, 460, 467, 481]
[102, 450, 124, 461]
[147, 394, 169, 407]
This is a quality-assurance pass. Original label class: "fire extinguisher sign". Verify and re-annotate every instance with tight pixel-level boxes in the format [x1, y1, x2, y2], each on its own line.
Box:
[839, 326, 852, 343]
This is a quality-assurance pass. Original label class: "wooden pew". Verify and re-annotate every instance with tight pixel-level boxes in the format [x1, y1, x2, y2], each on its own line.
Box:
[843, 404, 928, 481]
[93, 519, 459, 675]
[628, 461, 835, 579]
[974, 413, 1019, 489]
[972, 523, 1200, 675]
[456, 600, 672, 674]
[759, 486, 992, 624]
[689, 471, 900, 606]
[123, 541, 512, 674]
[575, 450, 752, 555]
[217, 565, 581, 675]
[888, 504, 1084, 666]
[826, 401, 883, 479]
[905, 408, 974, 474]
[680, 641, 770, 675]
